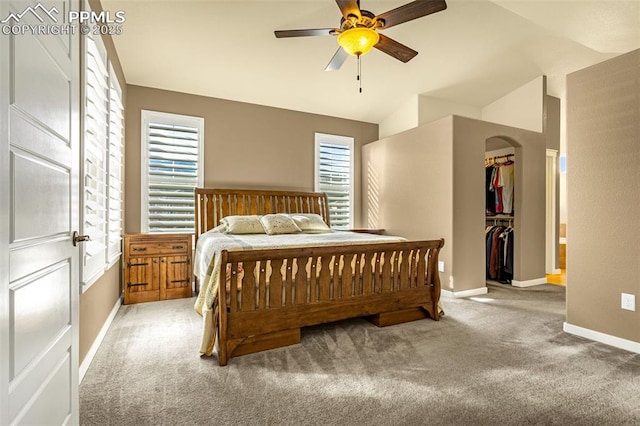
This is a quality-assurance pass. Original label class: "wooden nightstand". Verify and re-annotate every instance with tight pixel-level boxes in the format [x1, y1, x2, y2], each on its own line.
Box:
[349, 228, 385, 235]
[123, 233, 193, 305]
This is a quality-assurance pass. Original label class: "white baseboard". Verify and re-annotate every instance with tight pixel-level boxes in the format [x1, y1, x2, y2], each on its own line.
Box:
[512, 277, 547, 288]
[442, 287, 488, 298]
[80, 296, 122, 382]
[563, 322, 640, 355]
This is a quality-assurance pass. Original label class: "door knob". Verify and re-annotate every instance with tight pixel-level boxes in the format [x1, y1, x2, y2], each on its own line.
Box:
[72, 231, 91, 247]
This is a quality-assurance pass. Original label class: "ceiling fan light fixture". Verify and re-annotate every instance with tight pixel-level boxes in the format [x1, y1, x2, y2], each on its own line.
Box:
[337, 27, 379, 57]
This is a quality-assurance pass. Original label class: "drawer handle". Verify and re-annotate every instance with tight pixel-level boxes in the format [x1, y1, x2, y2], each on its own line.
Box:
[171, 261, 189, 265]
[132, 247, 147, 252]
[127, 262, 149, 267]
[127, 282, 148, 288]
[171, 279, 191, 284]
[172, 245, 185, 250]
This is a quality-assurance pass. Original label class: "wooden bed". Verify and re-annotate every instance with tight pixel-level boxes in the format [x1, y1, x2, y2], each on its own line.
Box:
[195, 188, 444, 366]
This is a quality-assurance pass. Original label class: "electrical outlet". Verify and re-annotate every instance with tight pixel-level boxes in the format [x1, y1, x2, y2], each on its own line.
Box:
[438, 261, 445, 273]
[621, 293, 636, 311]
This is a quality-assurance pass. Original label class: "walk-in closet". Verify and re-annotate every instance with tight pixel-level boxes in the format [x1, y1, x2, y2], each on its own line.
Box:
[485, 140, 515, 285]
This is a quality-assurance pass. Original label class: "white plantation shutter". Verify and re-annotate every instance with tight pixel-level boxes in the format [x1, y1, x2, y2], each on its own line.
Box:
[80, 0, 125, 291]
[107, 65, 123, 264]
[141, 111, 204, 233]
[315, 133, 354, 229]
[82, 30, 109, 285]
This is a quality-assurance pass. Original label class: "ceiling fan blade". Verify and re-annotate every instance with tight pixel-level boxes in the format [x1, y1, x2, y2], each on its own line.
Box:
[274, 28, 336, 38]
[325, 48, 349, 71]
[375, 0, 447, 29]
[335, 0, 361, 20]
[375, 34, 418, 63]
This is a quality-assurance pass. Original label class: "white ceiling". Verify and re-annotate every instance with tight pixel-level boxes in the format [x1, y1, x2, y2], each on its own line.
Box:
[102, 0, 640, 124]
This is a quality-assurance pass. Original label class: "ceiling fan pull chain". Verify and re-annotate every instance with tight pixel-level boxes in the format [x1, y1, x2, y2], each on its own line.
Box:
[358, 55, 362, 93]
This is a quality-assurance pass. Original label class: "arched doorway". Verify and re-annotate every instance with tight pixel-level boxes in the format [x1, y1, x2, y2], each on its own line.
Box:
[485, 136, 519, 286]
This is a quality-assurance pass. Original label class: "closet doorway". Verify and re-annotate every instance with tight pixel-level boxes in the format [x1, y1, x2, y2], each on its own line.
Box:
[485, 137, 517, 286]
[546, 149, 560, 275]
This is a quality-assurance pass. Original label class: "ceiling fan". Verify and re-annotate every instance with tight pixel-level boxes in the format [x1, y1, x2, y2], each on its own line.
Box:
[274, 0, 447, 71]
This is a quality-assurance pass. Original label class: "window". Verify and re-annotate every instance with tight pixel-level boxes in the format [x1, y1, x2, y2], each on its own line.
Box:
[141, 111, 204, 233]
[314, 133, 354, 229]
[81, 14, 123, 290]
[82, 25, 109, 287]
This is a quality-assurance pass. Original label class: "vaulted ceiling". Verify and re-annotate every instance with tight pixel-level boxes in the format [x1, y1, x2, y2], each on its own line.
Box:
[102, 0, 640, 123]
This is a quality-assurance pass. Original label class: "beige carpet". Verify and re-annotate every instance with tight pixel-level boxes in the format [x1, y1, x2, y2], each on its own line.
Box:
[80, 284, 640, 425]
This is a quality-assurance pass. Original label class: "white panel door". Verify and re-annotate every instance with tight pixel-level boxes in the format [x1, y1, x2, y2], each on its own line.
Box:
[0, 0, 80, 424]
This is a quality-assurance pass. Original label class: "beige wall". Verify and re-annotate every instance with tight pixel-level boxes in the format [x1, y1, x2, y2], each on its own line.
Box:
[453, 116, 546, 290]
[79, 0, 126, 365]
[363, 117, 455, 289]
[566, 49, 640, 343]
[378, 95, 420, 139]
[482, 76, 545, 133]
[545, 95, 561, 152]
[363, 115, 546, 293]
[79, 264, 121, 360]
[419, 96, 481, 130]
[124, 85, 379, 233]
[378, 77, 545, 140]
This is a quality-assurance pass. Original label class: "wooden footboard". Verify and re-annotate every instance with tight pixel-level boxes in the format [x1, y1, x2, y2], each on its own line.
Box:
[217, 239, 444, 365]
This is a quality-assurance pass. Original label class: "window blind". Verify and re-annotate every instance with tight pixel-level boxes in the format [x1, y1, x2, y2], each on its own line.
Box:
[142, 112, 203, 233]
[107, 65, 123, 264]
[82, 30, 109, 285]
[315, 134, 354, 229]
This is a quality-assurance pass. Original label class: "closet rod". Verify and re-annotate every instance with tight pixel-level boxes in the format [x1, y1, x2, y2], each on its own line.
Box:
[486, 218, 514, 226]
[486, 153, 514, 162]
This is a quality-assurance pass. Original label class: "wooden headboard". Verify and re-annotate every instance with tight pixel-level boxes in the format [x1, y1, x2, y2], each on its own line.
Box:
[195, 188, 330, 239]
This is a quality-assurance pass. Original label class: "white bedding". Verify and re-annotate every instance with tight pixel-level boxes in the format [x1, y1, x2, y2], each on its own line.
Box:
[193, 229, 405, 355]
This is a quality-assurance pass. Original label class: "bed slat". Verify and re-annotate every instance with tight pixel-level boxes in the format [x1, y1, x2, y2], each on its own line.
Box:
[269, 259, 283, 308]
[241, 261, 256, 311]
[342, 254, 354, 298]
[295, 257, 308, 304]
[258, 261, 267, 310]
[285, 259, 294, 306]
[399, 250, 410, 290]
[319, 257, 331, 301]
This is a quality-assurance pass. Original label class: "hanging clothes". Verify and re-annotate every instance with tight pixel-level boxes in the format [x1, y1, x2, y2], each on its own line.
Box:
[485, 224, 514, 284]
[485, 154, 515, 284]
[493, 166, 504, 214]
[499, 161, 515, 214]
[484, 164, 496, 216]
[485, 157, 515, 216]
[485, 225, 504, 279]
[497, 226, 514, 284]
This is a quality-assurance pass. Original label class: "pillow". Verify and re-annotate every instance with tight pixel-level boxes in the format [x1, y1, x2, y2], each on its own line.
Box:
[220, 215, 265, 234]
[210, 223, 228, 234]
[260, 214, 302, 235]
[288, 213, 332, 233]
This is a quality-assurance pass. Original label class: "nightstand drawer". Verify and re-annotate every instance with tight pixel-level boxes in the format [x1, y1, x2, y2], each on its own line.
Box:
[129, 241, 189, 256]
